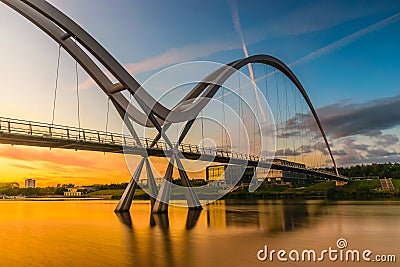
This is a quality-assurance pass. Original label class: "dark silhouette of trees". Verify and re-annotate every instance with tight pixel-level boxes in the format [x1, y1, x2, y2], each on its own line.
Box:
[324, 163, 400, 178]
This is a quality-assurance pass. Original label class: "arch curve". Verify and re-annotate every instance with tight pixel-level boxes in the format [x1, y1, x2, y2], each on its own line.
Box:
[0, 0, 339, 175]
[170, 55, 339, 175]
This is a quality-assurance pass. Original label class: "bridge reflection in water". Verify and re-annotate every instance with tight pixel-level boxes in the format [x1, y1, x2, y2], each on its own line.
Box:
[115, 200, 327, 267]
[117, 200, 324, 231]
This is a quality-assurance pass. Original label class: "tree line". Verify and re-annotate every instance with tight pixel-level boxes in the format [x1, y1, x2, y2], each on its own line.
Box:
[324, 163, 400, 178]
[0, 183, 129, 196]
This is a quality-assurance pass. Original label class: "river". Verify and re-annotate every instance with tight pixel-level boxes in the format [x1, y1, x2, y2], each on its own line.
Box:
[0, 199, 398, 266]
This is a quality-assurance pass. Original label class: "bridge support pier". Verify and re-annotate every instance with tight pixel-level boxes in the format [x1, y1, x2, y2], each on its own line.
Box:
[152, 154, 203, 213]
[114, 158, 144, 212]
[145, 157, 158, 207]
[175, 157, 202, 210]
[152, 157, 175, 213]
[115, 157, 159, 212]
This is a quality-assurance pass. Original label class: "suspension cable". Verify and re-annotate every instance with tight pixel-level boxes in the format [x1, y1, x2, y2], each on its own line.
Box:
[222, 87, 225, 150]
[105, 97, 110, 141]
[308, 109, 315, 168]
[275, 71, 283, 159]
[51, 44, 61, 127]
[291, 83, 298, 163]
[253, 63, 257, 155]
[176, 122, 179, 144]
[300, 97, 305, 165]
[238, 70, 241, 151]
[284, 75, 288, 160]
[200, 110, 204, 147]
[74, 36, 81, 136]
[264, 64, 268, 102]
[264, 65, 268, 160]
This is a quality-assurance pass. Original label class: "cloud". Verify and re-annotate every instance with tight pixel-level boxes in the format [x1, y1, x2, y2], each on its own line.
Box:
[280, 94, 400, 142]
[366, 148, 397, 158]
[0, 146, 98, 169]
[261, 93, 400, 166]
[276, 148, 301, 157]
[332, 150, 347, 156]
[229, 0, 243, 39]
[315, 95, 400, 138]
[278, 131, 301, 139]
[363, 130, 382, 137]
[0, 146, 129, 175]
[10, 163, 37, 170]
[79, 39, 238, 90]
[290, 11, 400, 67]
[332, 137, 400, 165]
[375, 134, 399, 146]
[334, 138, 366, 165]
[299, 145, 313, 154]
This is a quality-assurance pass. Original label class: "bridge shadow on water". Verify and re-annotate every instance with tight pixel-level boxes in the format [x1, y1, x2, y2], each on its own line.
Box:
[114, 209, 203, 267]
[116, 209, 202, 230]
[115, 200, 328, 231]
[113, 200, 329, 266]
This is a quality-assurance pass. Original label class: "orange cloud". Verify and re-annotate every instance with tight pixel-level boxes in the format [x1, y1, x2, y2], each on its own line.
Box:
[0, 145, 131, 186]
[0, 145, 207, 187]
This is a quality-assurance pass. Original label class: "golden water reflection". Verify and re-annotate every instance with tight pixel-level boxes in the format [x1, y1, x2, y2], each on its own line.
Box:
[0, 200, 399, 267]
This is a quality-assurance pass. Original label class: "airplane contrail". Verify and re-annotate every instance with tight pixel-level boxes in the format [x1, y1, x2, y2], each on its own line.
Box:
[220, 10, 400, 98]
[260, 11, 400, 81]
[289, 11, 400, 67]
[230, 0, 267, 123]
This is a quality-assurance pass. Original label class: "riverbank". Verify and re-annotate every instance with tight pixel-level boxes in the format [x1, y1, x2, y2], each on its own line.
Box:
[225, 180, 400, 200]
[0, 197, 103, 201]
[85, 180, 400, 201]
[2, 180, 398, 201]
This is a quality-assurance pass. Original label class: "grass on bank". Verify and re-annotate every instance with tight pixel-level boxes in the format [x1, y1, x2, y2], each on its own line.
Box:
[87, 189, 149, 199]
[225, 179, 400, 200]
[86, 179, 400, 200]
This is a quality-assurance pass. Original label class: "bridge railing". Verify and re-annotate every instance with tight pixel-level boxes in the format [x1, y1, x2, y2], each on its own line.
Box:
[0, 116, 281, 161]
[0, 116, 141, 146]
[0, 117, 341, 176]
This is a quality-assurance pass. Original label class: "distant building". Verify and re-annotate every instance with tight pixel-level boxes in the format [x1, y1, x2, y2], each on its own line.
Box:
[138, 178, 165, 187]
[64, 188, 82, 197]
[79, 186, 97, 192]
[206, 165, 254, 186]
[206, 159, 310, 188]
[24, 179, 36, 188]
[264, 159, 308, 186]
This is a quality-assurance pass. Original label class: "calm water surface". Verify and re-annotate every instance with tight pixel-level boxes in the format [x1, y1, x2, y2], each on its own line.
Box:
[0, 199, 399, 267]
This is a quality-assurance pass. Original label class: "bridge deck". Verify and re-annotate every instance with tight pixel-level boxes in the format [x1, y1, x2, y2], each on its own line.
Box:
[0, 117, 347, 181]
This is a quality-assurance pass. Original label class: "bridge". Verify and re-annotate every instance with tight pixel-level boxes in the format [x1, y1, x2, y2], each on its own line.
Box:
[0, 0, 347, 214]
[0, 116, 345, 181]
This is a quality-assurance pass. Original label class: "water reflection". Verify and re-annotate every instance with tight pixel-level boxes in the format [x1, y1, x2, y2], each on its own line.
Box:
[115, 211, 133, 228]
[186, 209, 202, 230]
[116, 209, 202, 230]
[114, 200, 328, 267]
[205, 200, 327, 232]
[117, 200, 327, 233]
[1, 200, 398, 267]
[151, 212, 170, 230]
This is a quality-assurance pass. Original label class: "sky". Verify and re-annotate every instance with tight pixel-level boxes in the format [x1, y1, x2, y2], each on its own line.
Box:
[0, 0, 400, 186]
